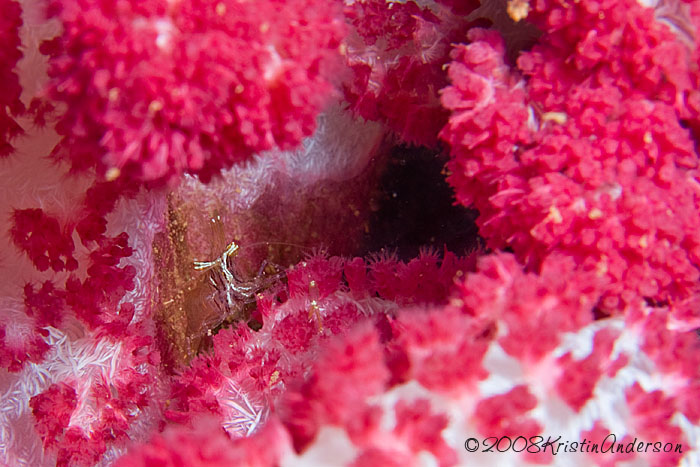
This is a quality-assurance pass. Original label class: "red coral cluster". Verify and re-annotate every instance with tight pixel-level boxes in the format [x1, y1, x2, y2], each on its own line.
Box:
[114, 2, 700, 464]
[30, 383, 78, 452]
[0, 0, 24, 157]
[3, 209, 75, 371]
[342, 0, 476, 146]
[162, 251, 474, 433]
[24, 281, 66, 328]
[121, 252, 700, 466]
[9, 186, 138, 330]
[4, 0, 700, 466]
[40, 0, 345, 185]
[28, 329, 161, 466]
[11, 208, 78, 272]
[2, 178, 145, 378]
[116, 417, 291, 467]
[0, 313, 50, 372]
[2, 179, 160, 463]
[66, 232, 136, 330]
[441, 1, 700, 320]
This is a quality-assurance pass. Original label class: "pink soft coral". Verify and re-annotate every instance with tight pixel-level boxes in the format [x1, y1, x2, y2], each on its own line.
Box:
[282, 254, 697, 466]
[28, 328, 162, 466]
[11, 208, 78, 272]
[342, 0, 475, 146]
[161, 251, 473, 436]
[3, 1, 700, 466]
[40, 0, 345, 185]
[440, 2, 700, 320]
[1, 167, 165, 464]
[0, 0, 24, 157]
[119, 252, 699, 466]
[9, 189, 139, 336]
[0, 310, 50, 372]
[116, 417, 291, 467]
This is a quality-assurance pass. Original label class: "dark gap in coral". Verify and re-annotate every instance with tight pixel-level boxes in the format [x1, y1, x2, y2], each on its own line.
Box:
[592, 306, 611, 321]
[361, 144, 481, 261]
[643, 297, 669, 308]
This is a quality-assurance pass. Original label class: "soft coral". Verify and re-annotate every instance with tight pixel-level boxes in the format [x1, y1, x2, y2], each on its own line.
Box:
[41, 0, 346, 186]
[0, 0, 24, 157]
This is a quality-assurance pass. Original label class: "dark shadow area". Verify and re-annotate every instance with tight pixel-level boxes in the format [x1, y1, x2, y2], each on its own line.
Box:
[361, 144, 481, 261]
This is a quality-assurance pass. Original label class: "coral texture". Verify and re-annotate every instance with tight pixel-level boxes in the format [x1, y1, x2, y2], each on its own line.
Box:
[0, 0, 24, 157]
[40, 0, 345, 185]
[342, 0, 474, 146]
[1, 0, 700, 466]
[440, 2, 700, 321]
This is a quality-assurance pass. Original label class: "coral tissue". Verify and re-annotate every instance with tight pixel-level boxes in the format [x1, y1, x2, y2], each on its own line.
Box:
[1, 0, 700, 466]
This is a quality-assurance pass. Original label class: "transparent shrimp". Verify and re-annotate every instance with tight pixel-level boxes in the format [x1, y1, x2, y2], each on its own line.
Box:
[189, 240, 289, 343]
[155, 202, 309, 361]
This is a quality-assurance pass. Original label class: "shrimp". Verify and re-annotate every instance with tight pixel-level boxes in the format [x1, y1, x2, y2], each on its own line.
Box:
[191, 240, 287, 342]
